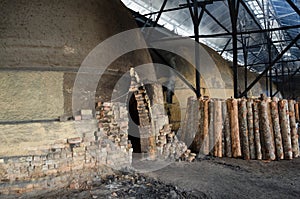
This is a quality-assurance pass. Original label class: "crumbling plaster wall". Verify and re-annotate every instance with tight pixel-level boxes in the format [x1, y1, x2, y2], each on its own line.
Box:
[0, 71, 64, 121]
[0, 0, 153, 121]
[0, 1, 162, 182]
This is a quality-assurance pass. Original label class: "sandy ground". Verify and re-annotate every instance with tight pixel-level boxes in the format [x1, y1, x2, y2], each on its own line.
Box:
[146, 157, 300, 199]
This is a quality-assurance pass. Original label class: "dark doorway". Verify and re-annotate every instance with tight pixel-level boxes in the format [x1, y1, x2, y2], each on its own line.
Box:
[127, 93, 141, 153]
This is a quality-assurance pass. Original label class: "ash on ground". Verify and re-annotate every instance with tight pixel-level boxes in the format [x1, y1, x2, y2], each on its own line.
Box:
[27, 171, 207, 199]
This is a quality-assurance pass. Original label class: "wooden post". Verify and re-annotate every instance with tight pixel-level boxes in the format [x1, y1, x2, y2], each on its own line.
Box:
[223, 100, 232, 157]
[180, 96, 199, 147]
[270, 98, 284, 160]
[202, 99, 210, 155]
[259, 99, 276, 160]
[295, 102, 300, 122]
[267, 98, 276, 156]
[278, 100, 293, 159]
[253, 100, 262, 160]
[239, 99, 250, 160]
[209, 99, 215, 155]
[246, 99, 256, 159]
[179, 97, 192, 144]
[288, 100, 300, 158]
[227, 99, 241, 158]
[214, 100, 223, 157]
[191, 99, 202, 153]
[221, 100, 226, 157]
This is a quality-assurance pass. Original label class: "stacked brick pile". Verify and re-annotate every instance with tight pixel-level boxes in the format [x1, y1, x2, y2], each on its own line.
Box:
[156, 124, 196, 162]
[0, 138, 94, 194]
[129, 68, 156, 156]
[0, 104, 133, 195]
[128, 68, 192, 161]
[95, 102, 133, 167]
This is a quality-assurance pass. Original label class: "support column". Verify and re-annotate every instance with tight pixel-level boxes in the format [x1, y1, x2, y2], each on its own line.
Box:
[228, 0, 239, 98]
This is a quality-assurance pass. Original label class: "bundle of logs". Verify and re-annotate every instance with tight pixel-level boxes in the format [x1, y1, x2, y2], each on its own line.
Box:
[182, 96, 300, 161]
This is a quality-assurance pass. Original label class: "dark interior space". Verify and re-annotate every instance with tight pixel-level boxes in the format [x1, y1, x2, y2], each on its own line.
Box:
[127, 92, 141, 153]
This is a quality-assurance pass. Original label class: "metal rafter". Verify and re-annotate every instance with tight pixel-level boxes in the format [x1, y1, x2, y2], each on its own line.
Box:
[220, 38, 232, 56]
[228, 0, 240, 98]
[272, 66, 300, 97]
[141, 5, 188, 17]
[152, 0, 168, 28]
[201, 6, 231, 33]
[239, 33, 300, 97]
[186, 0, 203, 98]
[188, 24, 300, 38]
[286, 0, 300, 16]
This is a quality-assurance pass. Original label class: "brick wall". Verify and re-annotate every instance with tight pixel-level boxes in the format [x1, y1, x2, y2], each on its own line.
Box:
[0, 103, 132, 195]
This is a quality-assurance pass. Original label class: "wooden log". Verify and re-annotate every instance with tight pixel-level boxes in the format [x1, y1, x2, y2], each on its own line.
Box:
[202, 99, 210, 155]
[288, 100, 300, 158]
[191, 99, 203, 153]
[253, 100, 262, 160]
[270, 99, 284, 160]
[223, 100, 232, 157]
[208, 99, 215, 155]
[246, 99, 256, 159]
[295, 102, 300, 122]
[197, 99, 205, 154]
[259, 102, 266, 160]
[221, 100, 226, 157]
[259, 99, 276, 160]
[184, 96, 200, 148]
[278, 100, 293, 159]
[179, 97, 193, 143]
[214, 100, 223, 157]
[238, 99, 250, 160]
[227, 99, 241, 158]
[267, 98, 276, 155]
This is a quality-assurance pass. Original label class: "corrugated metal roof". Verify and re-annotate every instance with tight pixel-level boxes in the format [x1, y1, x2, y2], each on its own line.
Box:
[122, 0, 299, 75]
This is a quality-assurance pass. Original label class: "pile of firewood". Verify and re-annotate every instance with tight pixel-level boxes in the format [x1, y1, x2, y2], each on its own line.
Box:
[183, 96, 300, 161]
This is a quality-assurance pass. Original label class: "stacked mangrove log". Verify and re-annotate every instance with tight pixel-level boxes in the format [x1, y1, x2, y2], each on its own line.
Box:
[184, 97, 300, 161]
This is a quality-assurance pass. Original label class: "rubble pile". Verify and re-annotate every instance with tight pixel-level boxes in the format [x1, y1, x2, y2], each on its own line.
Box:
[157, 124, 197, 162]
[24, 172, 206, 199]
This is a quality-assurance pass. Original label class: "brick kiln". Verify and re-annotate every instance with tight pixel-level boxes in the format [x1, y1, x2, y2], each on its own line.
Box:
[1, 0, 297, 197]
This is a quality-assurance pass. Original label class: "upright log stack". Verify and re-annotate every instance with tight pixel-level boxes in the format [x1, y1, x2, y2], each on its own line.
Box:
[278, 100, 293, 160]
[182, 96, 300, 161]
[239, 99, 250, 160]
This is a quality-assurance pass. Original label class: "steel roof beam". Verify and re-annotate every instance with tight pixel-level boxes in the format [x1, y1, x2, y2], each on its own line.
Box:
[220, 38, 232, 56]
[239, 33, 300, 97]
[188, 24, 300, 38]
[286, 0, 300, 16]
[228, 0, 240, 98]
[246, 59, 300, 67]
[152, 0, 168, 28]
[272, 66, 300, 97]
[141, 5, 189, 17]
[201, 6, 231, 33]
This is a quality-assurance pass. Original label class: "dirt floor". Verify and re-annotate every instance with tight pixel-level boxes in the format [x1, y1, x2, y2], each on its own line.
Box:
[147, 157, 300, 199]
[4, 157, 300, 199]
